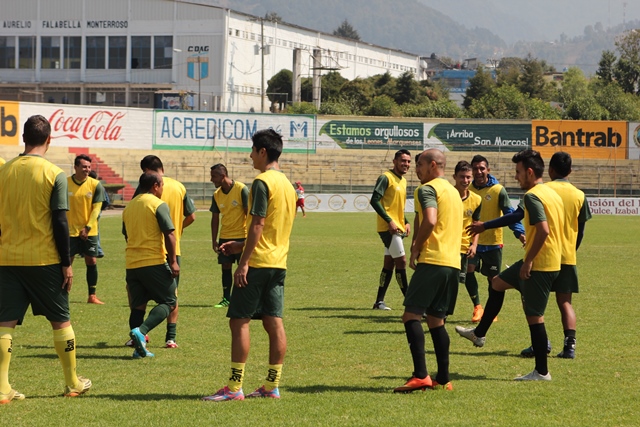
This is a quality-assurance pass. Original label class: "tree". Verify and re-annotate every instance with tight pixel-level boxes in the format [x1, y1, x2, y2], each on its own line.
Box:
[321, 71, 348, 102]
[264, 12, 283, 23]
[333, 19, 360, 41]
[518, 55, 551, 100]
[366, 95, 399, 116]
[497, 57, 524, 87]
[266, 69, 292, 111]
[557, 67, 590, 106]
[463, 65, 495, 109]
[614, 30, 640, 94]
[594, 83, 640, 121]
[339, 78, 374, 114]
[596, 50, 617, 84]
[467, 85, 528, 119]
[394, 71, 423, 105]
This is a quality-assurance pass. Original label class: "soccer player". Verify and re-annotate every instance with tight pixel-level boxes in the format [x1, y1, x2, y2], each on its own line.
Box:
[394, 149, 462, 393]
[0, 115, 91, 403]
[456, 149, 564, 381]
[449, 161, 482, 320]
[87, 170, 109, 258]
[466, 155, 525, 320]
[370, 149, 412, 310]
[294, 181, 306, 217]
[67, 154, 107, 304]
[210, 163, 249, 308]
[124, 172, 180, 358]
[203, 129, 296, 401]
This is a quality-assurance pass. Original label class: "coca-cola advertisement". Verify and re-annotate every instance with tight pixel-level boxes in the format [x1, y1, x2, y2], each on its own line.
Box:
[20, 103, 152, 149]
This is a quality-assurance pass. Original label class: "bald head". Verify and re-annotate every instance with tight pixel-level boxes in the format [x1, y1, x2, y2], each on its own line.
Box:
[420, 149, 446, 170]
[415, 148, 447, 184]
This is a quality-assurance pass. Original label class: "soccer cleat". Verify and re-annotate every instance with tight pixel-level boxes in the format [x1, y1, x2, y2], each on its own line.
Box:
[455, 326, 485, 347]
[520, 340, 552, 358]
[373, 301, 392, 310]
[129, 327, 150, 358]
[514, 369, 552, 381]
[214, 298, 230, 308]
[125, 334, 149, 347]
[64, 376, 92, 397]
[0, 389, 25, 404]
[431, 380, 453, 391]
[164, 340, 178, 349]
[132, 349, 154, 359]
[471, 305, 484, 323]
[87, 295, 105, 305]
[246, 385, 281, 399]
[202, 386, 245, 401]
[393, 375, 432, 393]
[557, 337, 576, 359]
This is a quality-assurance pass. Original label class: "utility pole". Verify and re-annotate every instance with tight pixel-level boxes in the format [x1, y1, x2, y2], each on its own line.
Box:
[261, 18, 265, 113]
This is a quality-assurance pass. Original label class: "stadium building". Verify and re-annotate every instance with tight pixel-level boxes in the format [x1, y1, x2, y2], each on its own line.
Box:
[0, 0, 421, 112]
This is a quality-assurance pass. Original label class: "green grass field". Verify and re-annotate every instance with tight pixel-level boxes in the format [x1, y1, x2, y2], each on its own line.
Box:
[2, 212, 638, 426]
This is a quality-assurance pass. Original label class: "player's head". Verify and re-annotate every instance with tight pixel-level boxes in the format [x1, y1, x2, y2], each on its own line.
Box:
[74, 154, 92, 179]
[416, 149, 445, 184]
[251, 129, 283, 167]
[23, 115, 51, 147]
[392, 149, 411, 176]
[138, 171, 163, 197]
[512, 149, 544, 190]
[453, 160, 473, 190]
[210, 163, 228, 187]
[140, 155, 164, 173]
[295, 181, 302, 187]
[471, 154, 490, 186]
[549, 151, 572, 179]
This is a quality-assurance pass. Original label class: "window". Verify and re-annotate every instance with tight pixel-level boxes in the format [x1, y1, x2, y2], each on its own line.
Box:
[86, 36, 105, 69]
[0, 37, 15, 69]
[18, 36, 35, 69]
[154, 35, 172, 69]
[63, 36, 81, 69]
[131, 36, 150, 69]
[108, 36, 126, 69]
[41, 36, 61, 69]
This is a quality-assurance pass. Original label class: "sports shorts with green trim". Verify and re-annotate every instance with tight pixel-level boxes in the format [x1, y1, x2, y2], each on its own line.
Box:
[227, 267, 285, 319]
[550, 264, 579, 293]
[217, 238, 245, 264]
[497, 260, 559, 317]
[70, 236, 102, 258]
[468, 247, 502, 278]
[404, 263, 459, 319]
[0, 265, 70, 323]
[126, 263, 177, 309]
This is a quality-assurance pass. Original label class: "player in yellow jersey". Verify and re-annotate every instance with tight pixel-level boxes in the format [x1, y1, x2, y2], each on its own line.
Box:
[0, 115, 91, 403]
[67, 154, 107, 304]
[370, 149, 412, 310]
[125, 156, 196, 349]
[210, 164, 249, 308]
[449, 161, 482, 321]
[0, 157, 5, 167]
[457, 150, 564, 381]
[203, 129, 296, 401]
[394, 149, 462, 393]
[124, 172, 180, 359]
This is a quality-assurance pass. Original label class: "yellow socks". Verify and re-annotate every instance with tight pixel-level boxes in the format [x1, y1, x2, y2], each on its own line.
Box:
[53, 326, 78, 388]
[0, 327, 14, 394]
[227, 362, 245, 392]
[264, 364, 283, 391]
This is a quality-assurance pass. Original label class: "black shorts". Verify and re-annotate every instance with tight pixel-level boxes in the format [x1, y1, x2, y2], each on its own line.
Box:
[218, 238, 245, 265]
[404, 263, 459, 318]
[126, 264, 178, 309]
[227, 267, 286, 319]
[468, 248, 502, 278]
[498, 260, 559, 317]
[70, 236, 102, 258]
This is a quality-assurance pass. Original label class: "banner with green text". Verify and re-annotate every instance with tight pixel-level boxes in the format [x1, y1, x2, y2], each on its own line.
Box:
[425, 123, 531, 152]
[318, 120, 423, 150]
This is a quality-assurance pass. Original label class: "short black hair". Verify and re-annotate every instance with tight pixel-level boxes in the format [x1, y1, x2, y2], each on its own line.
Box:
[23, 115, 51, 146]
[138, 171, 162, 193]
[74, 154, 92, 166]
[140, 155, 163, 172]
[471, 154, 489, 168]
[252, 129, 283, 163]
[395, 149, 411, 160]
[512, 149, 544, 178]
[549, 152, 572, 178]
[210, 163, 228, 176]
[454, 160, 472, 175]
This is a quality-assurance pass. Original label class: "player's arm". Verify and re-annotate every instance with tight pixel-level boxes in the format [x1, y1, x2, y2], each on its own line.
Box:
[51, 172, 73, 290]
[209, 195, 221, 252]
[499, 187, 525, 239]
[182, 192, 197, 231]
[470, 207, 525, 234]
[241, 185, 250, 216]
[370, 175, 396, 231]
[156, 202, 179, 277]
[576, 194, 592, 251]
[410, 185, 437, 269]
[122, 222, 128, 243]
[520, 194, 548, 280]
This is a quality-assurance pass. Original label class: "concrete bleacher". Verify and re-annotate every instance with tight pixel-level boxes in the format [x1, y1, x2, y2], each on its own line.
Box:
[1, 145, 638, 203]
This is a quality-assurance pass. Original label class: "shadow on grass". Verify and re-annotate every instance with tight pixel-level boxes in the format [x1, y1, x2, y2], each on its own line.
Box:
[292, 307, 379, 312]
[88, 393, 204, 401]
[309, 314, 399, 323]
[344, 329, 404, 335]
[285, 384, 390, 394]
[21, 353, 139, 361]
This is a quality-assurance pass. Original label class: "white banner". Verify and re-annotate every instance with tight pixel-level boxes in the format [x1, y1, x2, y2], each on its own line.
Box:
[153, 111, 315, 152]
[587, 197, 640, 215]
[629, 122, 640, 160]
[20, 102, 153, 149]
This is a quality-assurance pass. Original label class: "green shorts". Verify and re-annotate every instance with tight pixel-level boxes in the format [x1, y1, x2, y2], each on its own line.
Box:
[404, 263, 459, 318]
[217, 238, 245, 265]
[227, 267, 286, 319]
[498, 260, 559, 317]
[126, 263, 177, 309]
[468, 248, 502, 278]
[459, 253, 469, 284]
[551, 264, 579, 293]
[70, 236, 102, 258]
[0, 265, 70, 323]
[167, 255, 181, 287]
